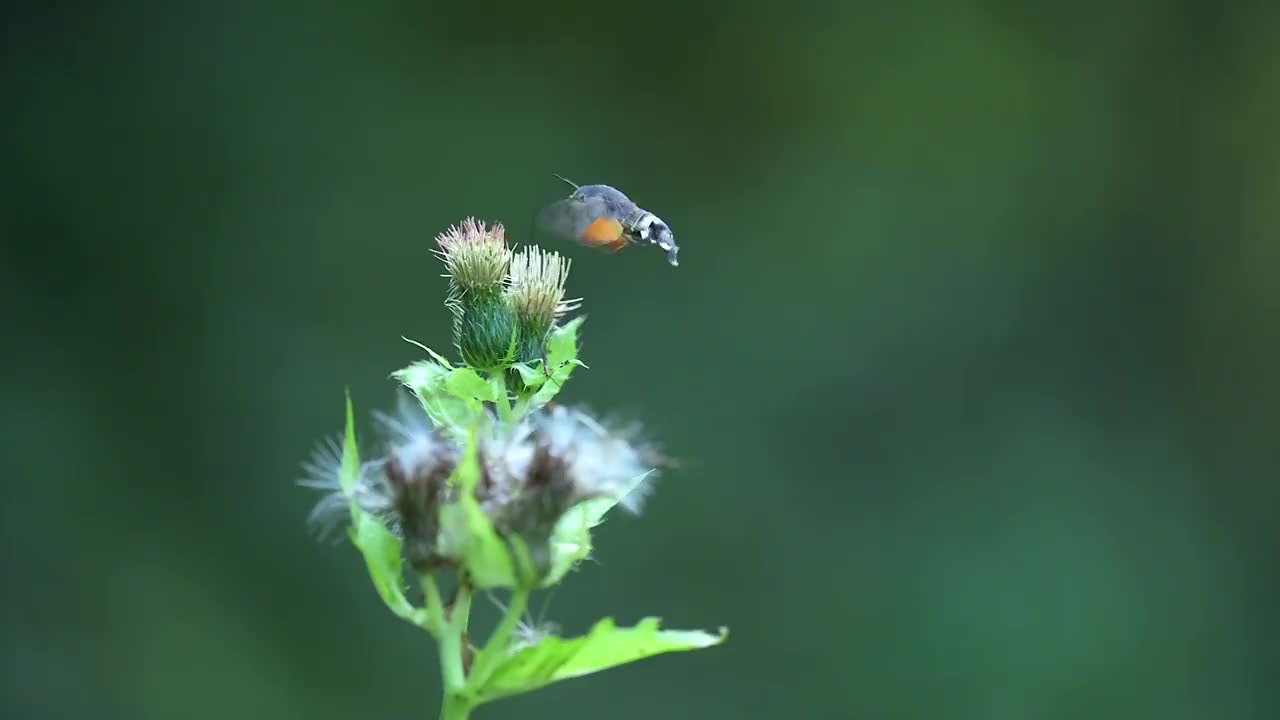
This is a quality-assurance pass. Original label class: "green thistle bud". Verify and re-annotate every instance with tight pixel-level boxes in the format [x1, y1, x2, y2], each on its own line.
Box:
[433, 218, 518, 370]
[450, 291, 518, 370]
[507, 246, 579, 363]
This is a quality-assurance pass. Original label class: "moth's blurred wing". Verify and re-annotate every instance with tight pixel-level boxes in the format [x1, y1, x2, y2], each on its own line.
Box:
[535, 197, 625, 248]
[534, 198, 581, 240]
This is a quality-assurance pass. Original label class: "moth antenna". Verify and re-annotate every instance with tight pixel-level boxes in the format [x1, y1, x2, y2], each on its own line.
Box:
[552, 173, 580, 190]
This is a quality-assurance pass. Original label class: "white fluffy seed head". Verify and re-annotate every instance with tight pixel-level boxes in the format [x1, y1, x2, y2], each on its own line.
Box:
[300, 395, 665, 576]
[300, 393, 457, 544]
[484, 404, 658, 515]
[544, 405, 657, 514]
[298, 434, 395, 541]
[373, 392, 456, 482]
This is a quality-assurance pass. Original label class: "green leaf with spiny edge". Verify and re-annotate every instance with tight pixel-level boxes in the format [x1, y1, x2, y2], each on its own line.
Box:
[523, 358, 576, 414]
[511, 361, 549, 391]
[469, 617, 727, 705]
[391, 359, 448, 391]
[445, 367, 497, 403]
[542, 470, 655, 586]
[518, 318, 586, 413]
[391, 361, 477, 432]
[338, 390, 359, 496]
[546, 316, 585, 369]
[350, 513, 426, 626]
[540, 501, 597, 587]
[401, 336, 455, 369]
[438, 431, 519, 589]
[509, 319, 587, 417]
[338, 393, 427, 627]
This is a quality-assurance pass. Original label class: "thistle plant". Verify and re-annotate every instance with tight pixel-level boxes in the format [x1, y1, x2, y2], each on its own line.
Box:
[299, 217, 725, 719]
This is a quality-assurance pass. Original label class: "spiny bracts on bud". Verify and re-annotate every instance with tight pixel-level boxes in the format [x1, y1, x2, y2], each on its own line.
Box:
[449, 292, 518, 370]
[301, 396, 658, 580]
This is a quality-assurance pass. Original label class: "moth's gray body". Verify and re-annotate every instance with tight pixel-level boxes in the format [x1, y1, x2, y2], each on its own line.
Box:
[535, 181, 680, 267]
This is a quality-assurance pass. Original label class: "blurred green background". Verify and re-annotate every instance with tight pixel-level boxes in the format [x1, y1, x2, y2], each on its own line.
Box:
[4, 1, 1278, 718]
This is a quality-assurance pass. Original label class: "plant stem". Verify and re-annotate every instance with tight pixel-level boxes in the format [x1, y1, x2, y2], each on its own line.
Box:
[466, 588, 530, 692]
[440, 583, 472, 691]
[435, 577, 475, 720]
[421, 574, 447, 637]
[440, 692, 471, 720]
[490, 371, 512, 423]
[451, 580, 473, 638]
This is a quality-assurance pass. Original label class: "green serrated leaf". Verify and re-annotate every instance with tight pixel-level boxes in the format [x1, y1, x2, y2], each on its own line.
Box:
[541, 501, 597, 587]
[511, 361, 549, 390]
[439, 432, 517, 589]
[391, 359, 448, 390]
[524, 359, 576, 414]
[339, 392, 427, 628]
[546, 316, 584, 369]
[350, 513, 424, 624]
[401, 336, 455, 369]
[339, 390, 359, 496]
[505, 323, 519, 367]
[446, 368, 497, 403]
[391, 361, 476, 431]
[471, 617, 727, 704]
[542, 470, 654, 586]
[514, 318, 587, 414]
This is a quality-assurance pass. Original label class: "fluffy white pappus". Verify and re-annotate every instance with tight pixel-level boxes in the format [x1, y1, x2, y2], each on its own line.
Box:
[530, 404, 659, 513]
[371, 390, 434, 442]
[297, 434, 394, 541]
[474, 416, 531, 513]
[487, 592, 561, 654]
[372, 392, 459, 483]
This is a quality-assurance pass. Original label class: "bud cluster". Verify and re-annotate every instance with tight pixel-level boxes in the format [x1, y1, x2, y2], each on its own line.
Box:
[433, 218, 575, 370]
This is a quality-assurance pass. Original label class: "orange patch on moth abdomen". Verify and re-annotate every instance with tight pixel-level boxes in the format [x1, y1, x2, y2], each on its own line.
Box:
[580, 217, 625, 246]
